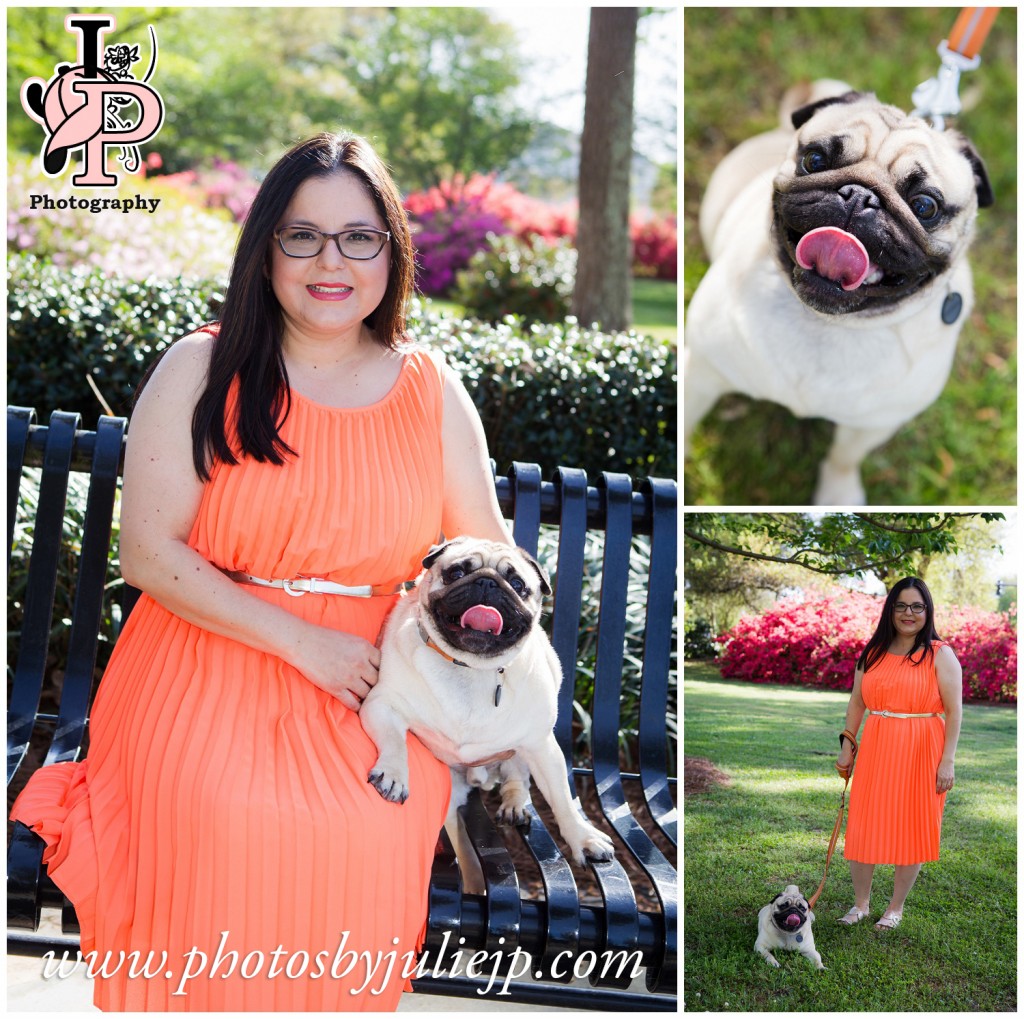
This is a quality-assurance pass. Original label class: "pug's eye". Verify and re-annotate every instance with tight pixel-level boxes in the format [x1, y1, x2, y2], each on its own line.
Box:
[910, 193, 941, 224]
[444, 566, 466, 583]
[508, 576, 526, 595]
[799, 149, 829, 174]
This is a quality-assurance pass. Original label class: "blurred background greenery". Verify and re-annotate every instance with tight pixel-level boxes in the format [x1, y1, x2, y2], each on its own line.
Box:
[683, 7, 1016, 505]
[8, 6, 678, 479]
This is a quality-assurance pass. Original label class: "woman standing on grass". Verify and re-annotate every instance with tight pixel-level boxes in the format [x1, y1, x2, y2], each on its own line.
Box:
[834, 577, 963, 931]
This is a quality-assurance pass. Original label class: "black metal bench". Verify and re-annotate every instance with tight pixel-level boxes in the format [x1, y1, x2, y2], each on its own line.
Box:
[7, 406, 677, 1011]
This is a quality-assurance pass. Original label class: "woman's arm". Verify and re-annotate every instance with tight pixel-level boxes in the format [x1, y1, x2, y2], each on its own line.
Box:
[935, 644, 964, 793]
[836, 665, 868, 770]
[119, 334, 379, 712]
[439, 365, 513, 544]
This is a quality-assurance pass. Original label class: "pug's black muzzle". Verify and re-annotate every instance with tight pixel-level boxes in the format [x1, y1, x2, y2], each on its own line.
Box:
[772, 180, 943, 316]
[428, 570, 535, 658]
[772, 901, 809, 932]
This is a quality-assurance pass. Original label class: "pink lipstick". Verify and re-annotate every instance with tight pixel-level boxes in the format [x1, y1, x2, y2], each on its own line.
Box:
[307, 283, 353, 301]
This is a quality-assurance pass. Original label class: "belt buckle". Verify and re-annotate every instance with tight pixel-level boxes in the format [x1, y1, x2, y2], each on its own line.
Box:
[880, 709, 892, 718]
[282, 578, 309, 597]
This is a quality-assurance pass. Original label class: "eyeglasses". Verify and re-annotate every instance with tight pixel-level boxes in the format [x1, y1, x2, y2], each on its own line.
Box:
[274, 225, 390, 259]
[894, 602, 926, 614]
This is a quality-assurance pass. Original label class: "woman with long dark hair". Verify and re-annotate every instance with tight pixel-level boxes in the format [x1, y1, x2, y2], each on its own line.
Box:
[12, 133, 512, 1011]
[834, 577, 963, 931]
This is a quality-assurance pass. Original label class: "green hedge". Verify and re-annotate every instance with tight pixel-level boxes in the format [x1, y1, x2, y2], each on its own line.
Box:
[7, 255, 676, 479]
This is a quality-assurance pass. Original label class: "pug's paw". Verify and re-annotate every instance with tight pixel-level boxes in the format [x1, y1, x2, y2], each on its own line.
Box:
[567, 823, 615, 866]
[495, 786, 531, 826]
[368, 759, 409, 804]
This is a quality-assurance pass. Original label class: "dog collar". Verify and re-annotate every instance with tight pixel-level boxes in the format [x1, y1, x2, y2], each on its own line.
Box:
[416, 621, 505, 706]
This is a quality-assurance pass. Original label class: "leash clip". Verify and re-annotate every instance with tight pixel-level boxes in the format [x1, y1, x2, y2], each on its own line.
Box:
[912, 41, 980, 131]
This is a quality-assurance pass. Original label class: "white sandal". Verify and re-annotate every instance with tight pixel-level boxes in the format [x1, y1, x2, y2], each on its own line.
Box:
[838, 905, 868, 925]
[874, 910, 903, 930]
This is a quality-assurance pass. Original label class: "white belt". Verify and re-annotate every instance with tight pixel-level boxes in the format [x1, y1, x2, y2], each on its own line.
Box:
[866, 709, 944, 719]
[226, 570, 415, 599]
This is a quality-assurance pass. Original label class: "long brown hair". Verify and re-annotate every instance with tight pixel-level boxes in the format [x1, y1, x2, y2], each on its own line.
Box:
[189, 133, 415, 480]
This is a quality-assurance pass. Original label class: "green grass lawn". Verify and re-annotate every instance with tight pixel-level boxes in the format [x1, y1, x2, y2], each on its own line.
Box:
[684, 667, 1017, 1011]
[424, 277, 677, 342]
[683, 8, 1017, 505]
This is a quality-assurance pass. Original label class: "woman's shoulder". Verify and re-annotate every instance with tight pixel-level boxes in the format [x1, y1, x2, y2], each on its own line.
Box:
[140, 328, 216, 402]
[395, 340, 449, 383]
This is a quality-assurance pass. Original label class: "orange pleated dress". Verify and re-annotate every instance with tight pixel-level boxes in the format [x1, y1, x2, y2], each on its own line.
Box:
[11, 345, 453, 1011]
[843, 641, 948, 865]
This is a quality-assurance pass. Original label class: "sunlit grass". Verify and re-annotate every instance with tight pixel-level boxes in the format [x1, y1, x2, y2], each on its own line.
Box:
[423, 278, 677, 342]
[683, 672, 1016, 1011]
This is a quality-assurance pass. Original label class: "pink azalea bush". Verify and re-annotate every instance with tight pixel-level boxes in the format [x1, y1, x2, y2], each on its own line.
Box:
[718, 592, 1016, 704]
[404, 173, 677, 296]
[405, 173, 576, 244]
[138, 154, 260, 223]
[7, 155, 237, 280]
[404, 174, 569, 296]
[631, 214, 677, 280]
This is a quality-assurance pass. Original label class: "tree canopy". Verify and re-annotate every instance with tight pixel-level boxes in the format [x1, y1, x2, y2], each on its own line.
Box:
[684, 513, 1007, 579]
[7, 7, 535, 190]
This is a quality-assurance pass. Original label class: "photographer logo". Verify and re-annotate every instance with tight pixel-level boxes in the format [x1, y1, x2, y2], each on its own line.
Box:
[20, 14, 164, 188]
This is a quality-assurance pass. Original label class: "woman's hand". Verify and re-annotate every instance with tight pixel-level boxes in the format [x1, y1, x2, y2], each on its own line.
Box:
[836, 745, 855, 778]
[289, 624, 381, 712]
[936, 759, 955, 794]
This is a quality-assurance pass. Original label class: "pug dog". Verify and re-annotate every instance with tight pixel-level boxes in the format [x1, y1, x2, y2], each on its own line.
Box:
[754, 885, 824, 970]
[360, 537, 615, 893]
[685, 81, 992, 504]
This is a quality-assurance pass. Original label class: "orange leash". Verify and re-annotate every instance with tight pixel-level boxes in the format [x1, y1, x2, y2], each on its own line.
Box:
[807, 728, 857, 911]
[948, 7, 1000, 60]
[912, 7, 1000, 130]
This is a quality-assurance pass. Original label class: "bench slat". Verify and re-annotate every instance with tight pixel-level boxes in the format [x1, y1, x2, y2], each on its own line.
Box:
[6, 407, 36, 566]
[8, 411, 80, 784]
[638, 477, 678, 845]
[45, 416, 126, 768]
[549, 467, 589, 771]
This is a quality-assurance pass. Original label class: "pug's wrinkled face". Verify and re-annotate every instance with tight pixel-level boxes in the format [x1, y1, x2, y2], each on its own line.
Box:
[771, 885, 811, 933]
[771, 92, 992, 317]
[420, 538, 550, 661]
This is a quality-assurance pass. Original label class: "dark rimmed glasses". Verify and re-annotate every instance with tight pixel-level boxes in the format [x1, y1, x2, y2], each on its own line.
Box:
[894, 601, 926, 614]
[274, 225, 390, 259]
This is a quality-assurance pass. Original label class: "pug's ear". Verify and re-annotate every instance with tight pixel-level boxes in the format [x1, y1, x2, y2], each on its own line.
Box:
[422, 542, 452, 569]
[954, 134, 994, 208]
[791, 90, 869, 129]
[518, 548, 552, 596]
[771, 894, 783, 904]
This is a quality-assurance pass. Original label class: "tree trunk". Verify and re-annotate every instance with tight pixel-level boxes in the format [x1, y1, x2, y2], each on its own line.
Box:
[572, 7, 638, 332]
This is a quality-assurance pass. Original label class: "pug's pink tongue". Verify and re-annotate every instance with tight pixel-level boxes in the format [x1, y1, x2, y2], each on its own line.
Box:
[460, 605, 504, 634]
[785, 913, 803, 927]
[795, 226, 872, 291]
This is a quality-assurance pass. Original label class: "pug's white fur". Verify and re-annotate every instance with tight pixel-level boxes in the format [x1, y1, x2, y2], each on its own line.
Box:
[685, 81, 989, 504]
[754, 885, 825, 970]
[361, 538, 615, 893]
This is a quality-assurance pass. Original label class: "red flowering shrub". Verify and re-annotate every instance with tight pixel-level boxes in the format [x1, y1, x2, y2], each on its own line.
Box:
[405, 174, 576, 244]
[718, 593, 1016, 704]
[939, 604, 1017, 702]
[631, 214, 677, 280]
[405, 174, 678, 294]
